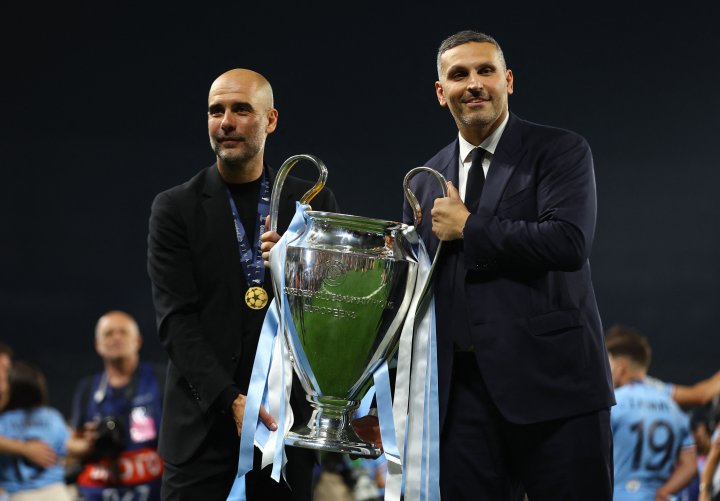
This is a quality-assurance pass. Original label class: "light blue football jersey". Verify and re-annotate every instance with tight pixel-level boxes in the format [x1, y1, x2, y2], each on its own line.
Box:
[0, 407, 69, 494]
[612, 377, 695, 500]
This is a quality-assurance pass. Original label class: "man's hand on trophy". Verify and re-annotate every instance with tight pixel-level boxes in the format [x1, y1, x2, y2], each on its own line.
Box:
[231, 394, 277, 436]
[350, 414, 383, 453]
[260, 215, 281, 268]
[431, 181, 470, 241]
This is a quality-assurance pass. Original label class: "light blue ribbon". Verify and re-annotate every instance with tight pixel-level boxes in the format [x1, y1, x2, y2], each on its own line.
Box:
[227, 202, 310, 501]
[385, 234, 440, 501]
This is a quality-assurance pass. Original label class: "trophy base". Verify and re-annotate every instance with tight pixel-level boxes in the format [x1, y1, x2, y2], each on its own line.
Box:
[285, 427, 382, 458]
[284, 398, 382, 458]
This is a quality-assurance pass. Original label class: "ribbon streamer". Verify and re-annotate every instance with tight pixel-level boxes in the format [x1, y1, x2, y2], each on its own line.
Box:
[227, 207, 439, 501]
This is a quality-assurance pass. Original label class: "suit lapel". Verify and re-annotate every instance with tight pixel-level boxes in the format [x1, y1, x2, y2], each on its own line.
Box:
[201, 165, 245, 294]
[480, 114, 524, 214]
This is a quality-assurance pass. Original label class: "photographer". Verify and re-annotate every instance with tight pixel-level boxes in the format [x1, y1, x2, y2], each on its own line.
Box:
[67, 310, 165, 501]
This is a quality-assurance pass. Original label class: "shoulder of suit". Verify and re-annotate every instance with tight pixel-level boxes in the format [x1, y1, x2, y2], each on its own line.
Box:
[282, 174, 337, 202]
[423, 139, 457, 167]
[153, 165, 213, 202]
[514, 115, 588, 146]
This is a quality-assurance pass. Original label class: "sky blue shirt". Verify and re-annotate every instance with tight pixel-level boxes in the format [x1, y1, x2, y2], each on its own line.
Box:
[0, 407, 69, 493]
[612, 377, 695, 500]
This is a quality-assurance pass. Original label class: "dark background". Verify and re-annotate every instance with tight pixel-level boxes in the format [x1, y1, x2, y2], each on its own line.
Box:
[3, 3, 718, 418]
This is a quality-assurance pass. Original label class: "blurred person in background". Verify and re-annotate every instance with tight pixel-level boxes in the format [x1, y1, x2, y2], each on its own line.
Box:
[67, 310, 164, 501]
[699, 421, 720, 501]
[0, 344, 59, 501]
[607, 326, 698, 500]
[605, 326, 720, 410]
[0, 361, 72, 500]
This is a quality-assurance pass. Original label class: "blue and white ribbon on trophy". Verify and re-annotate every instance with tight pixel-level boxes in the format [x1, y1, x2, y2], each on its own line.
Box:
[226, 203, 307, 500]
[383, 228, 440, 501]
[227, 202, 440, 501]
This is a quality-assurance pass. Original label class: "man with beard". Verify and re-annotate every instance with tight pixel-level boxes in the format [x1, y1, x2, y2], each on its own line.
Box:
[147, 68, 337, 500]
[402, 30, 615, 499]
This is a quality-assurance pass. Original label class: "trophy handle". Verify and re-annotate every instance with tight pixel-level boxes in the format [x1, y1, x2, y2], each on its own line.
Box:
[402, 166, 449, 314]
[268, 154, 328, 233]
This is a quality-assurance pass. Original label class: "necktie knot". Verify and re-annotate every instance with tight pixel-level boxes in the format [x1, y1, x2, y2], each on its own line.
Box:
[471, 146, 485, 166]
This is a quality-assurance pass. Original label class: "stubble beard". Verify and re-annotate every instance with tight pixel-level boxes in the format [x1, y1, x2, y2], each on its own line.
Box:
[211, 137, 262, 171]
[457, 104, 498, 129]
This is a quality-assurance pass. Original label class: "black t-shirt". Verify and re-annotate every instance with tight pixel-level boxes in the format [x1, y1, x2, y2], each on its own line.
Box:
[226, 177, 262, 247]
[224, 177, 268, 400]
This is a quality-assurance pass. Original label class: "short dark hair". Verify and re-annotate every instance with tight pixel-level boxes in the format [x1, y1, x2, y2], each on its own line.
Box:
[4, 361, 48, 410]
[437, 30, 507, 79]
[605, 324, 652, 369]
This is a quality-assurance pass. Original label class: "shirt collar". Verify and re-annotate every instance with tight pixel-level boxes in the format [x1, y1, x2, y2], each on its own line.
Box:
[458, 112, 510, 163]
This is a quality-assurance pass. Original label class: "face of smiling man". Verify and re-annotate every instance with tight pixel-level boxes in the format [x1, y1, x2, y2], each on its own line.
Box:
[207, 69, 277, 182]
[435, 41, 514, 145]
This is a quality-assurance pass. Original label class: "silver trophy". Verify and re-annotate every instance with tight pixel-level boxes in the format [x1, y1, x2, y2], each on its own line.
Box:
[268, 154, 446, 457]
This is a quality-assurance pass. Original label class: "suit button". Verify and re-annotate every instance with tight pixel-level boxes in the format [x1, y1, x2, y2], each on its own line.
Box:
[480, 263, 489, 270]
[231, 355, 237, 361]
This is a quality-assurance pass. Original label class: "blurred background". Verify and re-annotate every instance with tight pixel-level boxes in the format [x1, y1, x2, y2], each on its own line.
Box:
[2, 1, 718, 418]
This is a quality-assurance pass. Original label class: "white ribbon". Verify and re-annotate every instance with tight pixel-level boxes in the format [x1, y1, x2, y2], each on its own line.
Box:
[384, 228, 440, 501]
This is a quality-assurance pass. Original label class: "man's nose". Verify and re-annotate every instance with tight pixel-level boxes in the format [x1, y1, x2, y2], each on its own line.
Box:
[467, 74, 483, 90]
[221, 111, 236, 131]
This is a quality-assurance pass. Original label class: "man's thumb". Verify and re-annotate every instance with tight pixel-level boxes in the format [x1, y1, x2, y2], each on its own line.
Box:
[447, 181, 460, 199]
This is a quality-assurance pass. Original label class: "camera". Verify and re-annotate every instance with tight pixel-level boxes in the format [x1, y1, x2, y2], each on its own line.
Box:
[91, 415, 128, 460]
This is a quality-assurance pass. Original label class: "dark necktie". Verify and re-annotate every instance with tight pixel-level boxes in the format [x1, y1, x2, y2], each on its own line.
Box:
[465, 147, 486, 213]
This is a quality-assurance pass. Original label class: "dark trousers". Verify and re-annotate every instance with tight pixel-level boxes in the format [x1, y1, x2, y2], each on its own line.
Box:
[161, 413, 316, 501]
[440, 351, 613, 501]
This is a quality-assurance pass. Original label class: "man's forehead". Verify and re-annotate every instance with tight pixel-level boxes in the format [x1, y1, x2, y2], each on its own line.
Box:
[209, 86, 254, 102]
[97, 314, 137, 333]
[442, 42, 499, 65]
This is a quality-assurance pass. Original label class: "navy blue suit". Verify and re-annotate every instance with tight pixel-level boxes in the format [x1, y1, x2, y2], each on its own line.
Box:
[403, 113, 615, 499]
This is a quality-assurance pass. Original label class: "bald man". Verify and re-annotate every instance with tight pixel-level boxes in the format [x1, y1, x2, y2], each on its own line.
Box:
[147, 68, 338, 499]
[68, 310, 165, 501]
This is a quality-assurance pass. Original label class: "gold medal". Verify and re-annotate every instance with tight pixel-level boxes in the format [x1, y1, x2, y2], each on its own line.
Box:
[245, 286, 268, 310]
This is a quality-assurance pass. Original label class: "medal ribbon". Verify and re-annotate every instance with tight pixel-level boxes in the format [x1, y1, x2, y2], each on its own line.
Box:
[225, 169, 271, 288]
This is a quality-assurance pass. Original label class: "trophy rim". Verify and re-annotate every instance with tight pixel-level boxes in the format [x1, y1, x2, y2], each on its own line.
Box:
[306, 210, 408, 232]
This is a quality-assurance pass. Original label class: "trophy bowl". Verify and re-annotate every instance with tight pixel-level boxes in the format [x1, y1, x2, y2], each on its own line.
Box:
[280, 210, 418, 457]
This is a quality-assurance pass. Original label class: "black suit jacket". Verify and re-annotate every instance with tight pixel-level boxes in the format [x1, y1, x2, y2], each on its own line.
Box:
[403, 113, 615, 427]
[147, 163, 338, 464]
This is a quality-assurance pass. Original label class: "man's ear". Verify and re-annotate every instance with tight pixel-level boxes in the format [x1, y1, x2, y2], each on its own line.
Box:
[435, 81, 448, 107]
[266, 108, 278, 134]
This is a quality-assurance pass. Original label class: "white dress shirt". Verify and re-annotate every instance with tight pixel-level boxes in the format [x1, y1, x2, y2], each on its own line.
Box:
[457, 113, 510, 203]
